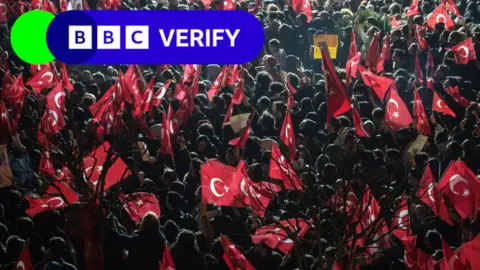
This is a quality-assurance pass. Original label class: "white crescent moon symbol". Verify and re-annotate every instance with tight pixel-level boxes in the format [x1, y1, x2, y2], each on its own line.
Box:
[49, 110, 59, 126]
[16, 261, 25, 270]
[449, 174, 469, 195]
[285, 124, 292, 143]
[347, 191, 358, 204]
[46, 197, 65, 207]
[0, 4, 6, 16]
[437, 100, 444, 108]
[249, 186, 262, 198]
[436, 14, 447, 23]
[169, 120, 174, 134]
[210, 178, 225, 197]
[240, 178, 248, 197]
[427, 183, 435, 202]
[398, 210, 409, 229]
[458, 46, 469, 59]
[274, 228, 294, 243]
[41, 72, 54, 84]
[404, 253, 414, 267]
[54, 92, 65, 109]
[388, 98, 400, 110]
[145, 91, 152, 105]
[449, 254, 460, 269]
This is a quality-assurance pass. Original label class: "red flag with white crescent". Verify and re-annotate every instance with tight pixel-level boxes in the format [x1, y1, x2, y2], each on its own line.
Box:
[220, 235, 255, 270]
[201, 160, 237, 206]
[269, 144, 303, 191]
[14, 240, 34, 270]
[279, 109, 296, 161]
[25, 195, 67, 218]
[427, 4, 454, 30]
[413, 87, 431, 136]
[384, 85, 413, 131]
[432, 92, 456, 117]
[450, 38, 476, 65]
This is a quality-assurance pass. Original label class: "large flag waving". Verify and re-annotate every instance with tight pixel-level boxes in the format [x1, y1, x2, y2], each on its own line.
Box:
[321, 47, 351, 124]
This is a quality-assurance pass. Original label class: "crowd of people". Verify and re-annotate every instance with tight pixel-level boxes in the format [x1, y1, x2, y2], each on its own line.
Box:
[1, 0, 480, 269]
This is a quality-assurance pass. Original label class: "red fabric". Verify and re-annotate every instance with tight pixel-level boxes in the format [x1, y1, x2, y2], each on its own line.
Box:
[450, 38, 476, 65]
[83, 142, 131, 191]
[279, 109, 296, 161]
[221, 235, 255, 270]
[26, 63, 60, 93]
[365, 32, 380, 72]
[376, 36, 391, 74]
[352, 107, 370, 138]
[124, 192, 160, 222]
[384, 85, 413, 131]
[358, 65, 393, 101]
[59, 62, 74, 91]
[321, 47, 352, 124]
[229, 112, 255, 149]
[439, 160, 479, 220]
[432, 92, 456, 117]
[251, 218, 311, 254]
[292, 0, 312, 22]
[413, 87, 431, 136]
[161, 245, 175, 270]
[201, 160, 237, 206]
[14, 240, 34, 270]
[269, 144, 303, 191]
[427, 4, 454, 30]
[152, 80, 171, 107]
[441, 240, 465, 270]
[25, 195, 67, 218]
[415, 54, 424, 85]
[417, 165, 453, 225]
[391, 194, 411, 239]
[348, 29, 357, 60]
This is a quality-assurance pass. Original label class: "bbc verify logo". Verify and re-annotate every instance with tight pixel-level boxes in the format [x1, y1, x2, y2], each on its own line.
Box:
[68, 26, 240, 50]
[69, 26, 150, 49]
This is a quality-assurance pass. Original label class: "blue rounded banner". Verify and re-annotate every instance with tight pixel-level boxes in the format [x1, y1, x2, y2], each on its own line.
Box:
[46, 10, 265, 65]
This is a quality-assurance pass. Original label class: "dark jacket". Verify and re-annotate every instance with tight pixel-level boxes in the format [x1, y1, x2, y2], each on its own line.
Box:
[113, 230, 166, 270]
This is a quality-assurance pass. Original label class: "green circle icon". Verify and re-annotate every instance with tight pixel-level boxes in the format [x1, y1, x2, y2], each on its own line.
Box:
[11, 10, 56, 65]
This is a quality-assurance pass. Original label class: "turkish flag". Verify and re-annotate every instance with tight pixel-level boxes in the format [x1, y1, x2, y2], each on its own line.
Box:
[208, 65, 228, 101]
[83, 142, 131, 191]
[231, 69, 245, 105]
[432, 92, 456, 118]
[280, 109, 296, 161]
[349, 29, 357, 60]
[152, 80, 171, 107]
[25, 195, 67, 218]
[445, 0, 461, 18]
[123, 64, 146, 105]
[201, 160, 237, 206]
[14, 240, 33, 270]
[384, 85, 413, 131]
[0, 0, 15, 23]
[286, 77, 297, 108]
[415, 54, 424, 85]
[400, 236, 417, 270]
[321, 47, 352, 124]
[251, 218, 311, 254]
[45, 181, 80, 205]
[226, 64, 240, 86]
[4, 73, 26, 128]
[457, 234, 480, 267]
[446, 85, 470, 107]
[179, 64, 201, 96]
[346, 53, 361, 89]
[46, 83, 66, 129]
[231, 161, 276, 217]
[269, 144, 303, 191]
[406, 0, 419, 16]
[140, 78, 155, 114]
[229, 112, 255, 149]
[160, 106, 174, 157]
[160, 244, 175, 270]
[221, 235, 255, 270]
[352, 107, 370, 138]
[292, 0, 312, 22]
[426, 49, 435, 91]
[441, 240, 465, 270]
[391, 16, 403, 29]
[173, 92, 194, 127]
[450, 38, 476, 64]
[391, 194, 411, 240]
[358, 65, 393, 101]
[223, 102, 234, 126]
[413, 87, 432, 136]
[376, 36, 391, 74]
[365, 32, 380, 72]
[59, 62, 74, 91]
[427, 4, 454, 30]
[124, 192, 160, 222]
[26, 63, 60, 93]
[417, 165, 453, 225]
[414, 25, 429, 50]
[439, 160, 479, 220]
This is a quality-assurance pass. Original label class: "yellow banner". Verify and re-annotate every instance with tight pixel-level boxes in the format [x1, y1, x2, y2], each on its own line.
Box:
[313, 35, 339, 59]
